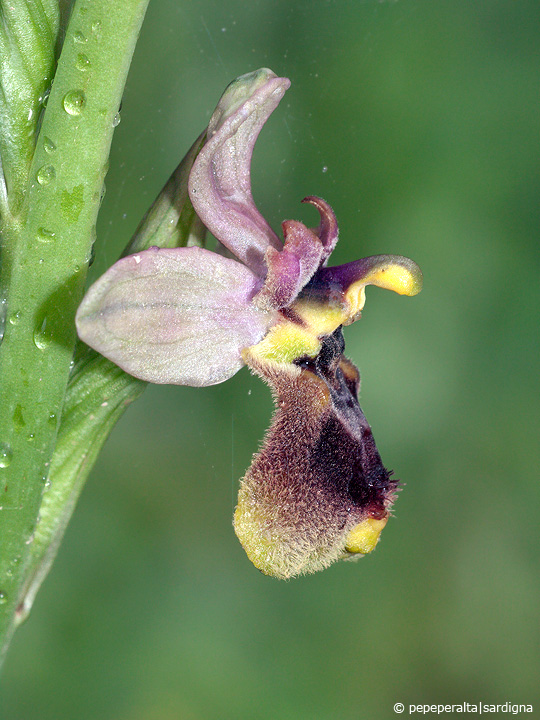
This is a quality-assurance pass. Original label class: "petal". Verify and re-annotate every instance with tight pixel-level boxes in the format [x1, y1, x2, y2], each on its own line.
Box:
[189, 69, 290, 277]
[302, 196, 339, 264]
[255, 220, 324, 310]
[305, 254, 423, 324]
[76, 247, 276, 386]
[235, 328, 396, 579]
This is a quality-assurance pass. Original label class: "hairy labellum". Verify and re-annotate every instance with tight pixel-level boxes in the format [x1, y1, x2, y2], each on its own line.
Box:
[236, 326, 396, 578]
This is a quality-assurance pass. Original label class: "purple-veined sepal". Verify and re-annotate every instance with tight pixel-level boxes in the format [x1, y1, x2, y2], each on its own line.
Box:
[76, 246, 276, 386]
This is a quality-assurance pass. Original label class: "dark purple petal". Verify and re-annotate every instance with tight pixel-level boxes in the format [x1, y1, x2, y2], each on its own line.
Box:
[76, 247, 276, 386]
[302, 196, 339, 264]
[189, 69, 290, 277]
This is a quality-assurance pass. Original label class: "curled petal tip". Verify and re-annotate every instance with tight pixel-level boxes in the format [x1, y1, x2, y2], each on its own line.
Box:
[208, 68, 289, 135]
[301, 196, 339, 262]
[377, 256, 423, 297]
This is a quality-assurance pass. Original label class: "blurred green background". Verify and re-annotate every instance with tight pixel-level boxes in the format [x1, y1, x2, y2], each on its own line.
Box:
[3, 1, 540, 718]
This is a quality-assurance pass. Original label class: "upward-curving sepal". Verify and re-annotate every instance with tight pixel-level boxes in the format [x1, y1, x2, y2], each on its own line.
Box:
[189, 69, 290, 277]
[76, 247, 276, 387]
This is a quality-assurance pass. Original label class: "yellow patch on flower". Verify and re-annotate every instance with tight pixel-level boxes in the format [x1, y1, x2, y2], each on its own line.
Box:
[345, 516, 389, 554]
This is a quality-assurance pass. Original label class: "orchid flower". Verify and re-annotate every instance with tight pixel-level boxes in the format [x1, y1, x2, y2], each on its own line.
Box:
[76, 69, 422, 579]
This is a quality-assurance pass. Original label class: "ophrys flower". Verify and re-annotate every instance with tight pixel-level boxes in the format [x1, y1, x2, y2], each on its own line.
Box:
[76, 69, 422, 578]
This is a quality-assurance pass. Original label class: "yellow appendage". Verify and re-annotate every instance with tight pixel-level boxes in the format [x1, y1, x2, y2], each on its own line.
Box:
[345, 516, 388, 555]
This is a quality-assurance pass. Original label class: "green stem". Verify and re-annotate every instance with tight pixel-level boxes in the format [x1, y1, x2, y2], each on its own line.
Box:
[0, 0, 149, 664]
[17, 135, 208, 625]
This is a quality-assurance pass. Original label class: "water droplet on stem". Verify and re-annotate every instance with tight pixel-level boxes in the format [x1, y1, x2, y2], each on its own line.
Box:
[37, 227, 56, 244]
[34, 316, 52, 350]
[0, 443, 13, 468]
[43, 137, 56, 154]
[63, 90, 86, 116]
[13, 405, 25, 429]
[76, 53, 91, 71]
[36, 165, 56, 186]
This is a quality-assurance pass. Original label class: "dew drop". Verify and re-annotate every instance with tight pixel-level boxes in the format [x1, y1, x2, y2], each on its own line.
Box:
[322, 166, 328, 173]
[73, 30, 87, 43]
[34, 316, 52, 350]
[91, 20, 101, 33]
[37, 227, 56, 244]
[112, 112, 121, 127]
[48, 412, 58, 428]
[76, 53, 91, 71]
[0, 442, 13, 469]
[36, 165, 56, 186]
[43, 136, 56, 154]
[0, 591, 7, 605]
[63, 90, 86, 116]
[8, 311, 21, 326]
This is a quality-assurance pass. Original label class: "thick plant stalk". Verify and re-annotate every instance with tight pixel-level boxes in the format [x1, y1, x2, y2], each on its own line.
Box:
[17, 140, 207, 625]
[0, 0, 150, 664]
